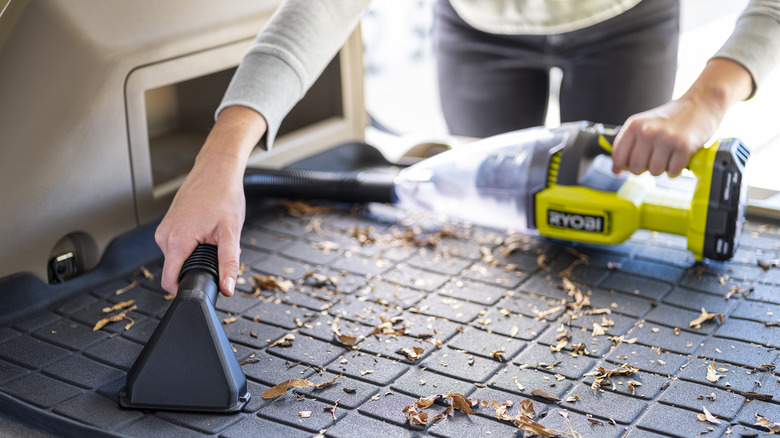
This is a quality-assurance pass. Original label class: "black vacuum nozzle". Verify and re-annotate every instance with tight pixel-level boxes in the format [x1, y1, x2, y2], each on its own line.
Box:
[119, 243, 250, 413]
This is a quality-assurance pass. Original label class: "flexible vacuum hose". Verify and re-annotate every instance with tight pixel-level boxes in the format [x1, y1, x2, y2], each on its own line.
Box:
[243, 167, 397, 204]
[179, 243, 219, 283]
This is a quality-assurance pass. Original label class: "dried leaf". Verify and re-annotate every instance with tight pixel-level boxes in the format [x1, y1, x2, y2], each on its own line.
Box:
[397, 347, 426, 361]
[337, 334, 358, 345]
[331, 316, 358, 345]
[706, 361, 723, 383]
[689, 308, 724, 328]
[446, 393, 474, 414]
[531, 388, 560, 402]
[239, 357, 262, 365]
[324, 400, 339, 421]
[114, 280, 138, 296]
[223, 315, 239, 325]
[514, 416, 560, 437]
[250, 274, 293, 294]
[298, 411, 312, 418]
[92, 305, 138, 332]
[535, 305, 565, 320]
[269, 333, 295, 348]
[592, 322, 606, 336]
[370, 315, 406, 336]
[415, 395, 438, 409]
[262, 374, 342, 399]
[136, 266, 155, 280]
[697, 406, 721, 424]
[587, 364, 640, 392]
[755, 413, 780, 433]
[628, 380, 642, 395]
[102, 300, 135, 313]
[406, 408, 429, 425]
[517, 398, 535, 419]
[311, 240, 340, 254]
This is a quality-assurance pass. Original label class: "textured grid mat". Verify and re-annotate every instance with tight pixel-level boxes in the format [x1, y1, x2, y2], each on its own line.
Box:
[1, 201, 779, 438]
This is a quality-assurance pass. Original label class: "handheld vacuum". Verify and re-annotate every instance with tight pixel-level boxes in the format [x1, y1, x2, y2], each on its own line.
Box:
[245, 121, 750, 261]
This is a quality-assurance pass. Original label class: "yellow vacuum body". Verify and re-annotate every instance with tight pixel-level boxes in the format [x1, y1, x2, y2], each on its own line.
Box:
[394, 121, 750, 261]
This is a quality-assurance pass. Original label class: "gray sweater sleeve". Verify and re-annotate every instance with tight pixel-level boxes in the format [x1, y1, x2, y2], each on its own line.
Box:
[217, 0, 372, 148]
[713, 0, 780, 98]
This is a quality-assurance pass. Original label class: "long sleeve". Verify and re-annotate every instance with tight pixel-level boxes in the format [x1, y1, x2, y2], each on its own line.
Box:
[217, 0, 372, 148]
[713, 0, 780, 98]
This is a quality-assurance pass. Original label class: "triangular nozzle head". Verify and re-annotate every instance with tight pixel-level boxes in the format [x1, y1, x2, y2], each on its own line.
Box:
[119, 244, 250, 412]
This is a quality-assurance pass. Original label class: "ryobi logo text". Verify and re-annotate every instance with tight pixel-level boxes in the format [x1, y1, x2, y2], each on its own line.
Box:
[547, 210, 605, 232]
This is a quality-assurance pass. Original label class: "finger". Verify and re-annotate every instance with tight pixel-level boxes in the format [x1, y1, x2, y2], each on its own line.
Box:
[626, 135, 653, 176]
[647, 143, 672, 176]
[667, 149, 691, 178]
[217, 232, 242, 297]
[160, 237, 199, 295]
[611, 124, 636, 174]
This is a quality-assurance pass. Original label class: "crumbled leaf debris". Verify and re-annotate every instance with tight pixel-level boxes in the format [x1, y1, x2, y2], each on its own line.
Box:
[402, 393, 559, 436]
[217, 208, 780, 435]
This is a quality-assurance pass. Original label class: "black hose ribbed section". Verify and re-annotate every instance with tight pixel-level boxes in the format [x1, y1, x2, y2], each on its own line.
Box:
[243, 167, 397, 204]
[178, 243, 219, 283]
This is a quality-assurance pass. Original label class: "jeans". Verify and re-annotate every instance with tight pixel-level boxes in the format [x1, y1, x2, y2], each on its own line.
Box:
[435, 0, 680, 137]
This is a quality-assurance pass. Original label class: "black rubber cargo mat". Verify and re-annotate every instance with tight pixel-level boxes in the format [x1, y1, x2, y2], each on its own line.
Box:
[1, 200, 779, 437]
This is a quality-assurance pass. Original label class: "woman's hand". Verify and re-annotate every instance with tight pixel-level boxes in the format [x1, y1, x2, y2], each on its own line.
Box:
[612, 58, 753, 177]
[155, 106, 267, 297]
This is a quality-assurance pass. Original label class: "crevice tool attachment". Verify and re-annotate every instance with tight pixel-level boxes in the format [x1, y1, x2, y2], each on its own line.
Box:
[119, 243, 250, 412]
